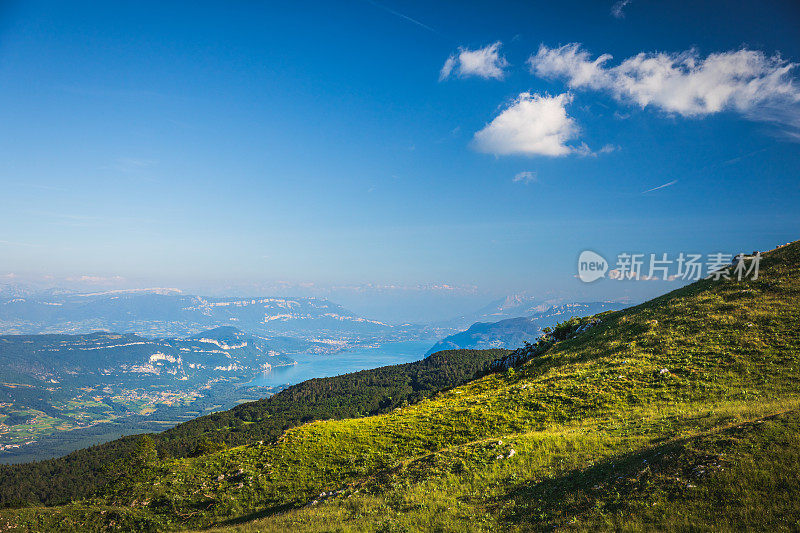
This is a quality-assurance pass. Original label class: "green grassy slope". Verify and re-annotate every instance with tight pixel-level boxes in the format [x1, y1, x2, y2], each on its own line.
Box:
[0, 348, 508, 508]
[3, 241, 799, 531]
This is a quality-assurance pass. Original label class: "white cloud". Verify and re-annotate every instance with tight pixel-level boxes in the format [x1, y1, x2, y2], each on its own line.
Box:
[529, 44, 800, 124]
[572, 143, 618, 158]
[440, 42, 509, 81]
[611, 0, 632, 18]
[513, 171, 538, 184]
[472, 92, 582, 157]
[598, 144, 617, 154]
[439, 56, 456, 80]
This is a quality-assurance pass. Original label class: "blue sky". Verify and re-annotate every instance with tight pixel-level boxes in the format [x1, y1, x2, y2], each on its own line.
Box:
[0, 1, 799, 321]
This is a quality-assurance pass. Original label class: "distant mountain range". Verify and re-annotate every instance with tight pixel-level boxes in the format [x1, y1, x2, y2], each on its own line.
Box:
[442, 294, 556, 329]
[427, 301, 628, 354]
[0, 289, 400, 344]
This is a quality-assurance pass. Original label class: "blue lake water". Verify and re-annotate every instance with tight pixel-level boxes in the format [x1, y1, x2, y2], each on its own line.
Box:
[246, 340, 433, 388]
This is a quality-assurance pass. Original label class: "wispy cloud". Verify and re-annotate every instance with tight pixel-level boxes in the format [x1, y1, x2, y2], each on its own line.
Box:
[96, 157, 159, 183]
[440, 42, 509, 81]
[642, 180, 677, 194]
[575, 143, 618, 157]
[330, 282, 479, 294]
[65, 275, 126, 285]
[99, 157, 158, 175]
[721, 147, 769, 166]
[115, 157, 157, 171]
[9, 182, 69, 193]
[0, 240, 41, 248]
[29, 210, 158, 229]
[611, 0, 632, 18]
[28, 183, 69, 192]
[364, 0, 437, 34]
[512, 171, 538, 184]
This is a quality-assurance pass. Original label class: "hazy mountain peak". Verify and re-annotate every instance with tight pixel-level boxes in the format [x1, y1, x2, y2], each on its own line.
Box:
[498, 293, 532, 309]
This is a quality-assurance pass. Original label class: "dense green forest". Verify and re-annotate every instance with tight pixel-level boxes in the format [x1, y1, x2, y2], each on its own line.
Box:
[0, 347, 508, 508]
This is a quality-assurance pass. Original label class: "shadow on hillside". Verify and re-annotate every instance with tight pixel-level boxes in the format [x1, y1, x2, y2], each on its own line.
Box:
[203, 502, 297, 530]
[487, 415, 779, 530]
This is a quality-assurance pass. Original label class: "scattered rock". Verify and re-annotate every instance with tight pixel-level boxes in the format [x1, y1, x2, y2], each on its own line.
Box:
[489, 319, 601, 372]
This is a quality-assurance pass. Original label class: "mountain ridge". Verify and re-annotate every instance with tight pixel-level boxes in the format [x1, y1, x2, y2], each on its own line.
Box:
[427, 301, 628, 354]
[0, 291, 396, 341]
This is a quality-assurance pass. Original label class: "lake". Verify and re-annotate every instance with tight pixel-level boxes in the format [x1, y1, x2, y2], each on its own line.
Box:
[246, 340, 433, 388]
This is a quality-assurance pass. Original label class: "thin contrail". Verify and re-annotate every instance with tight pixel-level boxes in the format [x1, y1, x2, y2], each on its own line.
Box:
[642, 180, 677, 194]
[363, 0, 438, 34]
[721, 147, 768, 166]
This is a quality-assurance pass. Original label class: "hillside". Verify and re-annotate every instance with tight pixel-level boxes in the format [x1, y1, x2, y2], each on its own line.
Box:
[442, 296, 625, 330]
[426, 301, 628, 354]
[426, 316, 541, 354]
[1, 240, 799, 531]
[0, 347, 507, 508]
